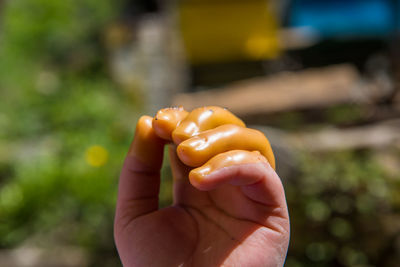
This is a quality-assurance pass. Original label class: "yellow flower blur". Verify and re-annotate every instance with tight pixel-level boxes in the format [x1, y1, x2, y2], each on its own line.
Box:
[85, 145, 109, 167]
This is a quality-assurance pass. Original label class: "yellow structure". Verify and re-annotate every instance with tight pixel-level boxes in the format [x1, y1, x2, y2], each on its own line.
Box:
[177, 0, 280, 64]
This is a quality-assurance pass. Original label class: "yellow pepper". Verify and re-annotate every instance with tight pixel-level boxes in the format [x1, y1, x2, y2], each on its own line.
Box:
[171, 106, 245, 144]
[129, 106, 276, 184]
[151, 106, 275, 171]
[153, 106, 189, 141]
[176, 124, 275, 169]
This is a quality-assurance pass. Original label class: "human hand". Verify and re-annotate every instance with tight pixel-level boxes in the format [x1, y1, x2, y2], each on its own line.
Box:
[114, 106, 290, 267]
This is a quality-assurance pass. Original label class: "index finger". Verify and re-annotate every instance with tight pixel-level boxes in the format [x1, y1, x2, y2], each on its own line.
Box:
[115, 116, 165, 229]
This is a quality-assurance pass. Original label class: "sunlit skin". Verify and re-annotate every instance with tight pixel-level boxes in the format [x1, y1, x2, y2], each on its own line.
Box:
[114, 107, 290, 267]
[189, 150, 269, 190]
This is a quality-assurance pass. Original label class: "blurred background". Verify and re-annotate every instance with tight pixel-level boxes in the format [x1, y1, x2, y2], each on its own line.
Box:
[0, 0, 400, 266]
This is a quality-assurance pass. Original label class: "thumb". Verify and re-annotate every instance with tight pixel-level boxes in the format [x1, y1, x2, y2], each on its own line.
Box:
[189, 150, 290, 244]
[189, 150, 287, 208]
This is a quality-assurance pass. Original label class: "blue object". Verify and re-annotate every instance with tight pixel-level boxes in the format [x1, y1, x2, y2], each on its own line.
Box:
[288, 0, 398, 39]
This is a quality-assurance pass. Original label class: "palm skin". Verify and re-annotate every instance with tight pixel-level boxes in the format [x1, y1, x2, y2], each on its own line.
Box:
[114, 116, 290, 267]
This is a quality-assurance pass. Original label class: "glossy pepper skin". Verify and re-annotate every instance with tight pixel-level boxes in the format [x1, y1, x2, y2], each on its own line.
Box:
[153, 106, 188, 141]
[171, 106, 246, 144]
[150, 106, 275, 173]
[177, 124, 275, 169]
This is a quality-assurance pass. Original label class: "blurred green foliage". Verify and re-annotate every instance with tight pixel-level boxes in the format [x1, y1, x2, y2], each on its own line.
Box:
[286, 150, 400, 267]
[0, 0, 138, 266]
[261, 104, 365, 131]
